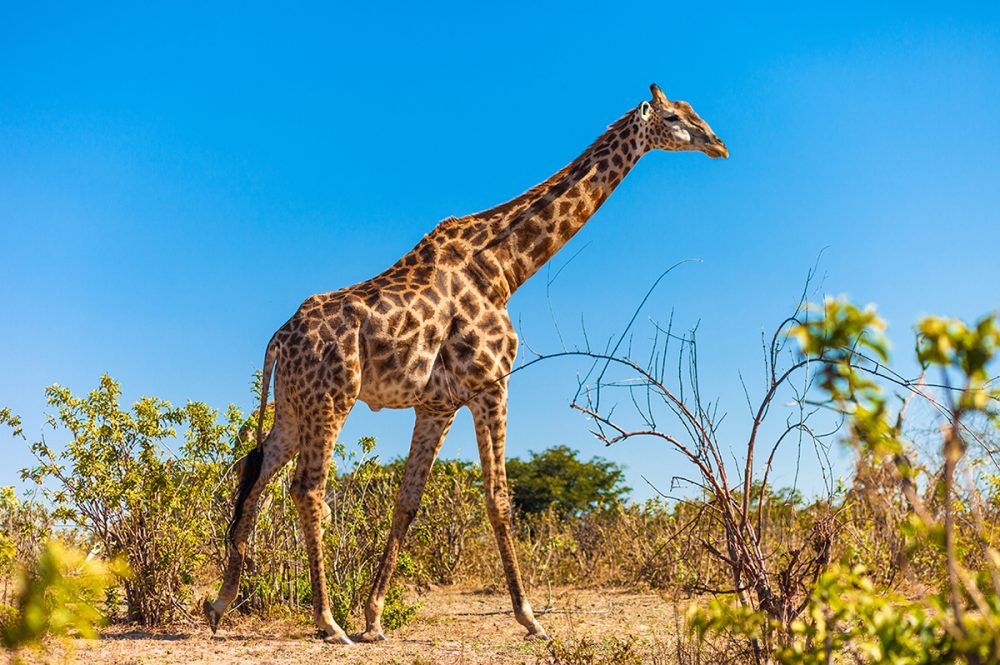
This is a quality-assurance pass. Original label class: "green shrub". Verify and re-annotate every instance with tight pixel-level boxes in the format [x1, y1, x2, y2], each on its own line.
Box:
[542, 636, 643, 665]
[0, 604, 15, 634]
[2, 540, 127, 653]
[380, 584, 419, 631]
[21, 375, 243, 625]
[404, 458, 487, 585]
[690, 302, 1000, 664]
[0, 487, 54, 607]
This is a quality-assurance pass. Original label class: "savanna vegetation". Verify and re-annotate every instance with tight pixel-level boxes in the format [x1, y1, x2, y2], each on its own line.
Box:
[2, 293, 999, 663]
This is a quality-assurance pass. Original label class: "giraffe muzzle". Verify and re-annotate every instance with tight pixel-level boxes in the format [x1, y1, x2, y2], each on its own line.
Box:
[707, 142, 729, 159]
[705, 137, 729, 159]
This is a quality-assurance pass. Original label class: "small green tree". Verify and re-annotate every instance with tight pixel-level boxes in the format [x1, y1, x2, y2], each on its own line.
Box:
[506, 446, 629, 516]
[21, 375, 243, 625]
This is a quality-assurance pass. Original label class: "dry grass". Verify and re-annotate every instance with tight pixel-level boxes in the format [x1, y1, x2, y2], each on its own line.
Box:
[28, 587, 690, 664]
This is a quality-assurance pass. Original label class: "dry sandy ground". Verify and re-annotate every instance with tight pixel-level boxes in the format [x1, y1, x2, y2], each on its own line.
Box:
[29, 587, 687, 664]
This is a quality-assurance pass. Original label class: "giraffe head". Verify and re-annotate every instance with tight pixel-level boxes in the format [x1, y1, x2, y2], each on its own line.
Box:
[637, 83, 728, 158]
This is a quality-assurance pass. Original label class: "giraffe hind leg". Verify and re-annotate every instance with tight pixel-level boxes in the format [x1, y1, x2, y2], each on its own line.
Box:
[204, 414, 297, 633]
[290, 396, 355, 645]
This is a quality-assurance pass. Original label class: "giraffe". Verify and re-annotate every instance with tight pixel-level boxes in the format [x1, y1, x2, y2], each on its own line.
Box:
[204, 83, 727, 644]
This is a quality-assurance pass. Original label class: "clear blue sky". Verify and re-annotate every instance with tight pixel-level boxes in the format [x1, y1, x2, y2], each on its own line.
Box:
[2, 2, 998, 500]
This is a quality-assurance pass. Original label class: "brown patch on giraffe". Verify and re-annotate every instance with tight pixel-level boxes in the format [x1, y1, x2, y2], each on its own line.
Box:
[439, 240, 468, 266]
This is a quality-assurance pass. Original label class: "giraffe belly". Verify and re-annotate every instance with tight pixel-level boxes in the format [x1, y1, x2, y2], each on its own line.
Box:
[357, 345, 440, 411]
[356, 348, 474, 413]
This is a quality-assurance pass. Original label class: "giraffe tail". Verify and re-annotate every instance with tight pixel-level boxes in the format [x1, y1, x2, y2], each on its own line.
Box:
[226, 331, 280, 548]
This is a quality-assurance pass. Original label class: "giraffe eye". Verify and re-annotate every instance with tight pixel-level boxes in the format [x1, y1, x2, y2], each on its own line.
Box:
[666, 114, 681, 122]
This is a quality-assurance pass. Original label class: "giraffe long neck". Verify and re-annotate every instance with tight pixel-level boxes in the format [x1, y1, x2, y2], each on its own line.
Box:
[465, 109, 648, 299]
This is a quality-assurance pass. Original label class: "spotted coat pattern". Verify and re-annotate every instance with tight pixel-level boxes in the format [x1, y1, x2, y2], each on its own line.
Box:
[205, 84, 727, 644]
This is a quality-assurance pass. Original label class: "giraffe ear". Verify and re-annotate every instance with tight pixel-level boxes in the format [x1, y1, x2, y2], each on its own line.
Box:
[638, 101, 652, 121]
[650, 83, 668, 105]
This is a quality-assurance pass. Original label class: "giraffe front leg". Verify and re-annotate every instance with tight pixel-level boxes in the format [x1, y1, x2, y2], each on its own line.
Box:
[360, 409, 456, 642]
[471, 392, 549, 641]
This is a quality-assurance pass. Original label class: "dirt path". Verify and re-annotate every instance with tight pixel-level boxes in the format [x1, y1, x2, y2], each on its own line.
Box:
[36, 587, 687, 664]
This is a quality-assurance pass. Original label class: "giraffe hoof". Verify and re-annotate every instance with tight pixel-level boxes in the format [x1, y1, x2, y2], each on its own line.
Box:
[524, 630, 551, 642]
[202, 599, 221, 634]
[323, 633, 354, 646]
[357, 629, 388, 643]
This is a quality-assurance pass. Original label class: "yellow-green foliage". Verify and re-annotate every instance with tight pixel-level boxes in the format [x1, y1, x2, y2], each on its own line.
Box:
[692, 563, 1000, 664]
[2, 540, 127, 653]
[0, 604, 16, 634]
[0, 488, 18, 584]
[1, 488, 54, 610]
[917, 314, 1000, 411]
[22, 375, 244, 625]
[689, 303, 1000, 664]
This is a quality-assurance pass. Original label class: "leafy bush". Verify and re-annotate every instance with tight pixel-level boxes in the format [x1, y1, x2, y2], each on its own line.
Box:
[323, 436, 403, 630]
[380, 584, 419, 630]
[2, 540, 126, 654]
[542, 636, 643, 665]
[0, 488, 52, 607]
[0, 604, 16, 635]
[21, 375, 242, 625]
[379, 457, 488, 586]
[690, 301, 1000, 663]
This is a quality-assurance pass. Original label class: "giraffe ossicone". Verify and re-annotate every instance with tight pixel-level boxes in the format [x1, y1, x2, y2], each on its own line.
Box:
[205, 83, 727, 644]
